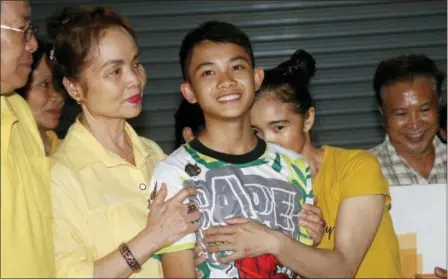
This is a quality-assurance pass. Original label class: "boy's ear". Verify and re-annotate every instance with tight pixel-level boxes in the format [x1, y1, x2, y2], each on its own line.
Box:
[180, 82, 198, 104]
[253, 66, 265, 91]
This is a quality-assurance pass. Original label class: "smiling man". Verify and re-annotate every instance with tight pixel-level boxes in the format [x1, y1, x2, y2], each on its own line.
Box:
[1, 1, 56, 277]
[370, 54, 447, 186]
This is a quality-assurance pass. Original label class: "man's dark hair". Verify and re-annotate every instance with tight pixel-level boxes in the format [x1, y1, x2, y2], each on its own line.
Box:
[179, 21, 254, 81]
[174, 99, 205, 148]
[373, 54, 445, 106]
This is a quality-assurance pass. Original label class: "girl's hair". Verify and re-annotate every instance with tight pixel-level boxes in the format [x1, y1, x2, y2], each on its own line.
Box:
[16, 39, 53, 99]
[257, 49, 316, 114]
[46, 6, 135, 91]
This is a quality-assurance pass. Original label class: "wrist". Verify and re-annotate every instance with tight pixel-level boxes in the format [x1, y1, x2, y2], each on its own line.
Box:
[269, 230, 286, 257]
[139, 227, 164, 254]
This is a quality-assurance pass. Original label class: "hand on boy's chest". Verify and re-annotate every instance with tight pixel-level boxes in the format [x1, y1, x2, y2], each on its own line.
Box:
[183, 166, 304, 236]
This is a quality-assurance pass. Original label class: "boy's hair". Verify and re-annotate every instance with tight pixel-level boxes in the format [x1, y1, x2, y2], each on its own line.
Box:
[174, 99, 205, 148]
[373, 54, 445, 106]
[179, 21, 255, 81]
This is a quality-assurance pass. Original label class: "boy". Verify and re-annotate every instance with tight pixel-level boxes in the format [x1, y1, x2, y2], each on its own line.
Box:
[148, 21, 313, 278]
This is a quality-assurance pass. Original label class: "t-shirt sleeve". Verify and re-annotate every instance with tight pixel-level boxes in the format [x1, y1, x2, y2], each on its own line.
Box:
[148, 161, 196, 254]
[340, 150, 391, 207]
[278, 146, 314, 246]
[289, 156, 314, 246]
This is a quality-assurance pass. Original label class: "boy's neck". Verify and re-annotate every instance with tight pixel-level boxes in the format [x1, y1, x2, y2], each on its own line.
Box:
[198, 113, 258, 155]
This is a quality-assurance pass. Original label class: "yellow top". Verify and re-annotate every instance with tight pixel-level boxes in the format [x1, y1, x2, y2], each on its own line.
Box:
[50, 118, 166, 278]
[46, 130, 61, 155]
[1, 94, 56, 278]
[315, 146, 403, 278]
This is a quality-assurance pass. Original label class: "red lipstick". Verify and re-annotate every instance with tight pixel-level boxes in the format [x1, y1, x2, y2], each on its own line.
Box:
[126, 94, 142, 104]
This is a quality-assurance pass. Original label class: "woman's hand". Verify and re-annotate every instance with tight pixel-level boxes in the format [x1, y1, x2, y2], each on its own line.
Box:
[194, 243, 207, 278]
[145, 183, 200, 249]
[202, 217, 282, 263]
[298, 200, 326, 246]
[435, 267, 447, 278]
[415, 267, 447, 279]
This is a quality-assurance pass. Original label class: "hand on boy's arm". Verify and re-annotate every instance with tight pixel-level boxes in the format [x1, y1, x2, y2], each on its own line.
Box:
[148, 184, 199, 279]
[298, 200, 326, 246]
[194, 243, 207, 278]
[145, 183, 200, 249]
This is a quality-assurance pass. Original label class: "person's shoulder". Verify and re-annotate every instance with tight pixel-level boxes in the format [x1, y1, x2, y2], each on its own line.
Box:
[325, 145, 382, 173]
[369, 139, 387, 157]
[138, 136, 166, 159]
[5, 93, 37, 128]
[7, 93, 29, 108]
[49, 125, 84, 172]
[264, 141, 310, 174]
[50, 146, 74, 173]
[266, 141, 305, 160]
[152, 144, 191, 174]
[326, 146, 377, 162]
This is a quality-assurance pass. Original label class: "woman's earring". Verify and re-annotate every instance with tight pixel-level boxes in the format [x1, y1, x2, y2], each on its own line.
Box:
[76, 93, 81, 104]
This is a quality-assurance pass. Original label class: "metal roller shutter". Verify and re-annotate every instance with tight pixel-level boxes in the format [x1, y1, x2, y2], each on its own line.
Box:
[31, 0, 447, 152]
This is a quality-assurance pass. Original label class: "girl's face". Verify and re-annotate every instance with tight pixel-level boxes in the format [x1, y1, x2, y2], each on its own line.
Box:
[250, 93, 314, 154]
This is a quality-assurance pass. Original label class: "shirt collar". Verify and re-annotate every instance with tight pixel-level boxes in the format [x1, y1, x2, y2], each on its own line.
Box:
[432, 136, 446, 166]
[384, 135, 443, 158]
[383, 134, 446, 180]
[55, 117, 153, 170]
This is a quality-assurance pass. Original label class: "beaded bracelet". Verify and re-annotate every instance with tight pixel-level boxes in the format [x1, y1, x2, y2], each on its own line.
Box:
[119, 242, 142, 273]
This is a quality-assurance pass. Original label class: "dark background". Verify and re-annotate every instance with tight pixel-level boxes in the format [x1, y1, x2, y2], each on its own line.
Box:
[31, 0, 447, 153]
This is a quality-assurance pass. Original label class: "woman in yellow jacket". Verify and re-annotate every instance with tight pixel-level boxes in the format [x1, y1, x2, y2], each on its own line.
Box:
[47, 6, 200, 278]
[201, 50, 403, 278]
[16, 39, 64, 155]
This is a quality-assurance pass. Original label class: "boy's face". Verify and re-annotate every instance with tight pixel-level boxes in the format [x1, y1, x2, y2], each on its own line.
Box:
[180, 41, 264, 121]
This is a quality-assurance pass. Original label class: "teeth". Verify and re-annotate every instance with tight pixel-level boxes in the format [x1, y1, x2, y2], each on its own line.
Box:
[217, 94, 241, 102]
[408, 133, 423, 138]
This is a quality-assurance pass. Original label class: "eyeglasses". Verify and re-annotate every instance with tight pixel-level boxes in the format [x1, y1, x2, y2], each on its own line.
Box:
[0, 23, 38, 42]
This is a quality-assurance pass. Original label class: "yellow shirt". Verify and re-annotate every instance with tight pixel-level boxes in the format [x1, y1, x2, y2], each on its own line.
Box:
[50, 119, 166, 278]
[1, 94, 56, 278]
[315, 146, 402, 278]
[46, 130, 61, 155]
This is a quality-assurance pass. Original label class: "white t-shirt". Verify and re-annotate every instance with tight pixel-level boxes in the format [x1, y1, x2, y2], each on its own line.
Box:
[149, 138, 313, 278]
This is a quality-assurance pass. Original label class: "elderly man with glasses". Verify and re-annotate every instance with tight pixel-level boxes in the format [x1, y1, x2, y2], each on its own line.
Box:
[1, 1, 56, 277]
